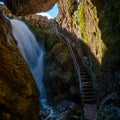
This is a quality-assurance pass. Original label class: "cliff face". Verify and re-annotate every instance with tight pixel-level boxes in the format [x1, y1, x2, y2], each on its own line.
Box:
[0, 12, 39, 120]
[0, 0, 120, 119]
[4, 0, 57, 15]
[57, 0, 120, 118]
[57, 0, 120, 96]
[56, 0, 73, 33]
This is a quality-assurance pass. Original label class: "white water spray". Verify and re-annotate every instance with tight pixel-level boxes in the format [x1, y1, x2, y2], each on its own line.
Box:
[10, 19, 47, 104]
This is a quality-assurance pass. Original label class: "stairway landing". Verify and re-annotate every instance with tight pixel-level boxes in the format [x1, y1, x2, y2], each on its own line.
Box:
[84, 104, 97, 120]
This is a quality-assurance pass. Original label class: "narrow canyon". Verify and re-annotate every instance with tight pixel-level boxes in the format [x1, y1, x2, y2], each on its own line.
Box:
[0, 0, 120, 120]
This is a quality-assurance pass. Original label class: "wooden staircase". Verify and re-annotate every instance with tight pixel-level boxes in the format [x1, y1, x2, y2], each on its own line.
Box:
[72, 46, 97, 120]
[54, 24, 97, 120]
[72, 47, 95, 104]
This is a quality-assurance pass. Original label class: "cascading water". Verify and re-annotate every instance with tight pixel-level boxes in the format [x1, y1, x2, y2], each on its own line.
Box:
[10, 19, 47, 104]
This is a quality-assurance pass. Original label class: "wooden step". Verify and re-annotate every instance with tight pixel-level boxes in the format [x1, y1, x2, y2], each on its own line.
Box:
[83, 92, 94, 96]
[80, 66, 86, 69]
[82, 86, 93, 89]
[80, 71, 89, 75]
[82, 95, 94, 99]
[79, 64, 85, 67]
[83, 95, 94, 99]
[82, 83, 93, 87]
[81, 74, 90, 78]
[83, 90, 94, 93]
[82, 81, 92, 85]
[82, 78, 91, 82]
[80, 68, 86, 72]
[82, 87, 94, 92]
[83, 99, 95, 104]
[77, 59, 82, 63]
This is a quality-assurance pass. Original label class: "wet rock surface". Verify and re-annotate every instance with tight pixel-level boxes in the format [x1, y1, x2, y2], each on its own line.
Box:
[39, 101, 83, 120]
[98, 93, 120, 120]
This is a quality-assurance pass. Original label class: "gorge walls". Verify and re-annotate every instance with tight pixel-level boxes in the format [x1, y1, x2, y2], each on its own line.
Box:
[0, 0, 120, 119]
[56, 0, 120, 119]
[57, 0, 120, 98]
[0, 12, 40, 120]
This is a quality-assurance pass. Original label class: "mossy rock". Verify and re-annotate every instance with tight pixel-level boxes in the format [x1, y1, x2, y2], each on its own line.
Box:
[78, 1, 88, 44]
[67, 0, 78, 16]
[98, 104, 120, 120]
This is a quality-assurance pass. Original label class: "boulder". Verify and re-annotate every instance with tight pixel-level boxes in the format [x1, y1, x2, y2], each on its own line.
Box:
[4, 0, 57, 15]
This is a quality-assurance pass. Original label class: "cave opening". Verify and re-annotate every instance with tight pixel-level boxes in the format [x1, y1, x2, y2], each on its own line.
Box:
[36, 4, 58, 19]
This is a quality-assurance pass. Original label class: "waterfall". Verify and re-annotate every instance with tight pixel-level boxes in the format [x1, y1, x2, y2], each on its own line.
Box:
[10, 19, 47, 104]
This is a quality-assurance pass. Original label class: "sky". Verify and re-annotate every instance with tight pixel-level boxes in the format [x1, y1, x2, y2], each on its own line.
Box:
[37, 4, 58, 19]
[0, 2, 4, 4]
[46, 4, 58, 18]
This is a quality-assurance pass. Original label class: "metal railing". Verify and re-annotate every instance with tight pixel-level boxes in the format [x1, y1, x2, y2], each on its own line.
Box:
[53, 23, 82, 98]
[53, 23, 85, 120]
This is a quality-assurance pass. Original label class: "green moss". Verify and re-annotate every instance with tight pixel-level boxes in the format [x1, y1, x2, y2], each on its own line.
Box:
[51, 42, 64, 52]
[67, 0, 77, 16]
[78, 1, 88, 45]
[57, 51, 71, 64]
[46, 33, 57, 49]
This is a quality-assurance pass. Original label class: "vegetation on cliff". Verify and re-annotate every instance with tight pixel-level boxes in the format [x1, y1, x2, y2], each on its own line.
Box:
[78, 1, 88, 44]
[44, 33, 80, 103]
[58, 0, 120, 119]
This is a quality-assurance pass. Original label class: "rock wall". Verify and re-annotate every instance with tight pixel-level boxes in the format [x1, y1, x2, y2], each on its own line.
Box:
[57, 0, 120, 118]
[4, 0, 57, 15]
[23, 14, 54, 34]
[0, 5, 54, 33]
[56, 0, 74, 33]
[0, 11, 40, 120]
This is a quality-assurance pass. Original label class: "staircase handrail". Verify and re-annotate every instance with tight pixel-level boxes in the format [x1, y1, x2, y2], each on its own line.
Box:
[53, 23, 82, 93]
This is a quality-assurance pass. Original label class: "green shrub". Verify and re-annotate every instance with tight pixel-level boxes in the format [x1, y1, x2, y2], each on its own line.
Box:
[78, 1, 88, 44]
[57, 51, 71, 64]
[46, 34, 57, 49]
[51, 42, 64, 52]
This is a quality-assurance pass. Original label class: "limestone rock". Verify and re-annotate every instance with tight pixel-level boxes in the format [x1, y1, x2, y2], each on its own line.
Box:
[0, 12, 39, 120]
[56, 0, 73, 33]
[23, 14, 54, 33]
[40, 101, 83, 120]
[4, 0, 57, 15]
